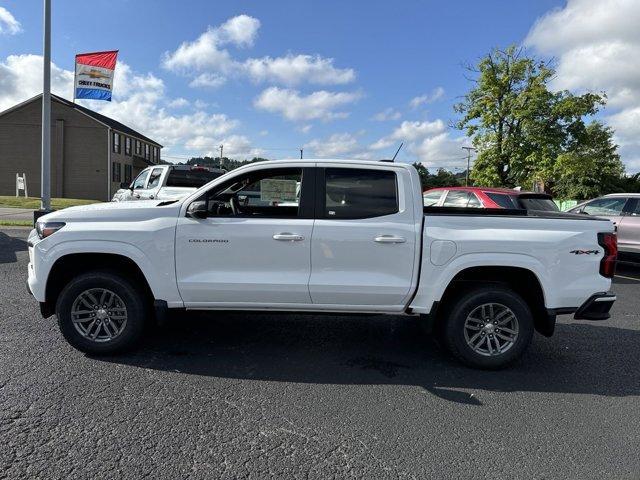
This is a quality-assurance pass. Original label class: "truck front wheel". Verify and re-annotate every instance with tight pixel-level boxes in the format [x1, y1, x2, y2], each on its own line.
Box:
[55, 271, 148, 354]
[442, 286, 534, 369]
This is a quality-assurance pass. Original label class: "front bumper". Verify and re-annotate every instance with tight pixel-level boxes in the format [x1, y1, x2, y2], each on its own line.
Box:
[574, 293, 616, 321]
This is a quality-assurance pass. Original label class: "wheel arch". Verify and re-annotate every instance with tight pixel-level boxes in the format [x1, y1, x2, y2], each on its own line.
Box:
[434, 265, 554, 337]
[43, 253, 155, 318]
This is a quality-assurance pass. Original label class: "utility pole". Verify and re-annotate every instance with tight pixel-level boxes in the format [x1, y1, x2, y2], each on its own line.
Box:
[219, 144, 223, 167]
[300, 148, 303, 159]
[462, 146, 476, 187]
[40, 0, 51, 212]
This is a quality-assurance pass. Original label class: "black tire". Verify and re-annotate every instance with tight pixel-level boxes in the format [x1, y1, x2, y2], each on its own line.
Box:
[441, 286, 534, 369]
[55, 271, 148, 354]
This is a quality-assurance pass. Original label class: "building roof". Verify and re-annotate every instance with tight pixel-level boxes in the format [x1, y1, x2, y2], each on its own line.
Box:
[0, 93, 162, 147]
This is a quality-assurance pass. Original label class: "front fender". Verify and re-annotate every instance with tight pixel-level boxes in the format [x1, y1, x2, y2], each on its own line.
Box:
[33, 239, 182, 306]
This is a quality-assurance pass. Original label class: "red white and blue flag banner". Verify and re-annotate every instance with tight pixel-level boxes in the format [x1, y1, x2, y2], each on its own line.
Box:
[74, 50, 118, 101]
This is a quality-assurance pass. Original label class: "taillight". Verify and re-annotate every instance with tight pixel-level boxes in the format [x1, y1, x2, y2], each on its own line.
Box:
[598, 232, 617, 278]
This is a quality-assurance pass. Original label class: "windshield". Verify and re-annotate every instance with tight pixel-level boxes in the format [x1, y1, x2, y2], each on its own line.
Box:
[166, 169, 225, 188]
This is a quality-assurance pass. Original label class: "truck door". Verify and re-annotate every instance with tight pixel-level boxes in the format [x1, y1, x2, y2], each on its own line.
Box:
[175, 166, 315, 306]
[309, 166, 418, 308]
[135, 167, 163, 200]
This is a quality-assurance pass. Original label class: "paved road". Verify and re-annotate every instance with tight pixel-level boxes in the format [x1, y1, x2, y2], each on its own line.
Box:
[1, 228, 639, 479]
[0, 207, 33, 221]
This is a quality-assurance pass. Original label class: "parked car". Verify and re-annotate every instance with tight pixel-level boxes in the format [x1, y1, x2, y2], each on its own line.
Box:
[567, 193, 640, 260]
[423, 186, 559, 211]
[112, 165, 226, 202]
[28, 159, 616, 369]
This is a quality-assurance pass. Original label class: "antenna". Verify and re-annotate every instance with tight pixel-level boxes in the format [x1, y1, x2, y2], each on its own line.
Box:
[391, 142, 403, 161]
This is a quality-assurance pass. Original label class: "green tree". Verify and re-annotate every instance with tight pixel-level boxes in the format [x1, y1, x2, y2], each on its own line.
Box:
[553, 122, 625, 199]
[455, 46, 607, 190]
[412, 162, 460, 189]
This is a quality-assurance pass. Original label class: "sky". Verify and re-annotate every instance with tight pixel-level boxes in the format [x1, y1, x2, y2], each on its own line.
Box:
[1, 0, 639, 172]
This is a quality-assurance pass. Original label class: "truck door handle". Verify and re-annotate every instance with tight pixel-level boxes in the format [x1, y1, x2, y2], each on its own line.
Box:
[374, 235, 406, 244]
[273, 233, 305, 241]
[134, 194, 140, 199]
[149, 195, 154, 199]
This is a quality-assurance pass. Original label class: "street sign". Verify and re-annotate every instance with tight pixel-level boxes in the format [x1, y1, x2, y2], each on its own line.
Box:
[16, 173, 28, 197]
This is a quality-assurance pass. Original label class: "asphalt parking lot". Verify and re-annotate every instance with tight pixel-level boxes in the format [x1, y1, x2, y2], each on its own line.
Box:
[1, 227, 639, 479]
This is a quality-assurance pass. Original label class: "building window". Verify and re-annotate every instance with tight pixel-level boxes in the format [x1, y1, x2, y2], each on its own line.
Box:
[144, 144, 150, 159]
[113, 132, 121, 154]
[112, 162, 122, 182]
[152, 146, 158, 163]
[124, 164, 132, 183]
[135, 140, 141, 156]
[125, 137, 131, 156]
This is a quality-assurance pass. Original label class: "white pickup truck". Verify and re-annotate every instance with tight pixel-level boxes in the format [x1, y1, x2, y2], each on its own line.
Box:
[27, 159, 618, 368]
[112, 164, 226, 202]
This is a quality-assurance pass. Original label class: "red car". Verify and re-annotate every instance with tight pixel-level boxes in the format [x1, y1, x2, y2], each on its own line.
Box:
[422, 186, 559, 211]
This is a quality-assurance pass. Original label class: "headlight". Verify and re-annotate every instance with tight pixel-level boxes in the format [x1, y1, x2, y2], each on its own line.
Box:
[36, 221, 66, 239]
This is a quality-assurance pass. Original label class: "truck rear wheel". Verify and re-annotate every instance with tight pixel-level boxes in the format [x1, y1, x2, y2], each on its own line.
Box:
[55, 271, 148, 354]
[442, 286, 534, 369]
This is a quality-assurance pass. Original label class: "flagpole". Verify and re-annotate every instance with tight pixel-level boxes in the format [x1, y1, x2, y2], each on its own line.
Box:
[40, 0, 51, 212]
[72, 57, 77, 103]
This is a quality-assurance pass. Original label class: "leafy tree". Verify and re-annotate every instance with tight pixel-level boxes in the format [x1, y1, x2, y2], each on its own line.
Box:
[553, 122, 625, 200]
[412, 162, 460, 189]
[455, 46, 607, 190]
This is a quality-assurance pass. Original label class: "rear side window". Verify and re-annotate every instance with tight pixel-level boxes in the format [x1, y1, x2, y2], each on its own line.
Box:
[486, 193, 517, 209]
[518, 197, 559, 211]
[166, 169, 225, 188]
[324, 168, 398, 219]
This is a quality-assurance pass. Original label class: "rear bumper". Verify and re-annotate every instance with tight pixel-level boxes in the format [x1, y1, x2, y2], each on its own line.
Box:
[574, 293, 616, 321]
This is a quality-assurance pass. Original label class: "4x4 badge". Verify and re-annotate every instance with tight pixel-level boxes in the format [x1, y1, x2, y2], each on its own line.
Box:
[569, 249, 599, 255]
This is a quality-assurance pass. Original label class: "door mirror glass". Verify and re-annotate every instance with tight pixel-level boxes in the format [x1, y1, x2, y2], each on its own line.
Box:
[187, 200, 208, 219]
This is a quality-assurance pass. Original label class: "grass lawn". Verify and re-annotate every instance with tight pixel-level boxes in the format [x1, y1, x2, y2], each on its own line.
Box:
[0, 196, 100, 210]
[0, 220, 33, 227]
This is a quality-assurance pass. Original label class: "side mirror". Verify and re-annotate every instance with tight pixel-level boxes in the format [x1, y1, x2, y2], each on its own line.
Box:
[187, 200, 208, 219]
[120, 182, 131, 189]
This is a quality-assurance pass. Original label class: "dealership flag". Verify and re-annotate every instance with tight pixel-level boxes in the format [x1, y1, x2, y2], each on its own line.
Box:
[74, 50, 118, 101]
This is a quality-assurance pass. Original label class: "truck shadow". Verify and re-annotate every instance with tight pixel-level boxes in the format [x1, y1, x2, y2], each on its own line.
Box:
[97, 312, 640, 406]
[0, 232, 28, 264]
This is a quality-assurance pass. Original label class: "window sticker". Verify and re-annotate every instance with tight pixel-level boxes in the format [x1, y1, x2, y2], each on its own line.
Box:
[260, 179, 298, 202]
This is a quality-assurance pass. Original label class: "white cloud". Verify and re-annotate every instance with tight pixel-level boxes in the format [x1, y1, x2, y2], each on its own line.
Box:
[372, 107, 401, 121]
[305, 132, 375, 159]
[189, 73, 226, 89]
[167, 97, 189, 108]
[370, 120, 446, 150]
[162, 15, 259, 73]
[163, 15, 355, 88]
[0, 53, 252, 160]
[244, 54, 355, 86]
[254, 87, 361, 122]
[525, 0, 640, 171]
[0, 7, 21, 35]
[0, 55, 73, 112]
[409, 87, 445, 109]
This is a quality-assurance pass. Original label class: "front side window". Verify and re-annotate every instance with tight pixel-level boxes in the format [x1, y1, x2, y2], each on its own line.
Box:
[125, 137, 131, 156]
[442, 190, 472, 207]
[200, 168, 304, 218]
[147, 168, 163, 189]
[423, 190, 443, 207]
[582, 197, 627, 216]
[132, 169, 150, 190]
[324, 168, 398, 219]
